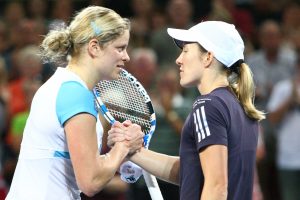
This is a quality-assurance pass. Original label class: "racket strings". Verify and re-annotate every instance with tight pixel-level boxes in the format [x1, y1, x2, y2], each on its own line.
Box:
[95, 74, 152, 133]
[98, 77, 149, 114]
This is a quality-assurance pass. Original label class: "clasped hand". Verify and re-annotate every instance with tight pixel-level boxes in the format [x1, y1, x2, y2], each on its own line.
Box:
[108, 120, 144, 155]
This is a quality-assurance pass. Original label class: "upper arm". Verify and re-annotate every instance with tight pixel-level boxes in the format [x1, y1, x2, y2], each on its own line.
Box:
[192, 97, 229, 187]
[199, 145, 228, 185]
[192, 97, 230, 199]
[65, 113, 99, 183]
[56, 81, 100, 187]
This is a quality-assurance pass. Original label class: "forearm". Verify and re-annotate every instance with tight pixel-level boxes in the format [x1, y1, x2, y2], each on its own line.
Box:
[94, 143, 129, 188]
[200, 183, 227, 200]
[129, 148, 180, 185]
[78, 142, 129, 197]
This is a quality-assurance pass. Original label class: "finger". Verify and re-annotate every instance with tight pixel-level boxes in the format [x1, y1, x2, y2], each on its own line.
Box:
[108, 126, 126, 136]
[107, 134, 126, 147]
[107, 134, 125, 141]
[112, 121, 123, 128]
[122, 120, 132, 127]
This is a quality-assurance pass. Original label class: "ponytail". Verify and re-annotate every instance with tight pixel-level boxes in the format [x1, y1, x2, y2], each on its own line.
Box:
[228, 63, 265, 121]
[40, 28, 72, 65]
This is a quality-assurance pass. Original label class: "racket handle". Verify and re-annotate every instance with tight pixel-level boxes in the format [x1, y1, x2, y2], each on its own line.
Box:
[143, 170, 164, 200]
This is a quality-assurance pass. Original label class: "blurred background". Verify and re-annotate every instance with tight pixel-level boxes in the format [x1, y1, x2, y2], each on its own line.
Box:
[1, 0, 300, 200]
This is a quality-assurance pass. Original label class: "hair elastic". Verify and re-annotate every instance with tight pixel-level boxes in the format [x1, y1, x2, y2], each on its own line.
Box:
[90, 21, 102, 35]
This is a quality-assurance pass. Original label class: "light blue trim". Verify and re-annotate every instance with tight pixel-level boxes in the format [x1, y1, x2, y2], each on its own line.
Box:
[91, 21, 102, 35]
[56, 81, 98, 125]
[53, 151, 70, 159]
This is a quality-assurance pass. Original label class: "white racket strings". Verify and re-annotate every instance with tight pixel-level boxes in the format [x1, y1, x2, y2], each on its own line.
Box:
[95, 72, 152, 134]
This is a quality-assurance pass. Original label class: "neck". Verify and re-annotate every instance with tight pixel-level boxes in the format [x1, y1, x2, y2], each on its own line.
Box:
[66, 62, 97, 90]
[198, 72, 228, 95]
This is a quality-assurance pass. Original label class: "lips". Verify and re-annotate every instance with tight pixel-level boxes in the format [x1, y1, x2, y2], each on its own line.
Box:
[117, 65, 124, 69]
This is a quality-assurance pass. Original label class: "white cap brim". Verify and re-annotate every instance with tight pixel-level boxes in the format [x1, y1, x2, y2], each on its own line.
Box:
[167, 28, 215, 53]
[167, 28, 198, 48]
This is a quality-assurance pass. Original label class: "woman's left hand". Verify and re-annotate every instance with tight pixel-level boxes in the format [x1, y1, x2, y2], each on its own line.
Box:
[107, 120, 144, 154]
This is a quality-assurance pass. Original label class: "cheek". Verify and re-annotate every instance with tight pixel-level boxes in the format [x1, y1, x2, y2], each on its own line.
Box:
[102, 53, 118, 67]
[181, 61, 202, 86]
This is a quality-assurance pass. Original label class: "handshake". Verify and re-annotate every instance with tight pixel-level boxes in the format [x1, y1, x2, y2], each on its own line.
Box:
[108, 120, 146, 183]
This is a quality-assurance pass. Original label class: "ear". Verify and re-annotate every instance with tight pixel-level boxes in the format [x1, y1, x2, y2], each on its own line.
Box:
[87, 39, 101, 58]
[203, 51, 214, 69]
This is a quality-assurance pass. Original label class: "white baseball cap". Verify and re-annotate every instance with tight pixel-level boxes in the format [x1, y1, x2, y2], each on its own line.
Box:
[167, 21, 245, 68]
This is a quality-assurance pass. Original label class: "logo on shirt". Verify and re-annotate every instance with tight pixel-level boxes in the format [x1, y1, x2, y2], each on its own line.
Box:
[193, 105, 211, 142]
[193, 98, 211, 109]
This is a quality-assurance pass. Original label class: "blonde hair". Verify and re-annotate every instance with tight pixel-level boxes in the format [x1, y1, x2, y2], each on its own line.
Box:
[227, 63, 266, 121]
[196, 43, 265, 121]
[40, 6, 130, 64]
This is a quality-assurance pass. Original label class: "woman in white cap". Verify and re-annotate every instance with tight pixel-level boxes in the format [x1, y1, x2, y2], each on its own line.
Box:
[6, 6, 144, 200]
[108, 21, 265, 200]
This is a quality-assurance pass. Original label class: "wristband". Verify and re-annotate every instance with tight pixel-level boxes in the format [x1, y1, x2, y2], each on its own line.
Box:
[119, 161, 143, 183]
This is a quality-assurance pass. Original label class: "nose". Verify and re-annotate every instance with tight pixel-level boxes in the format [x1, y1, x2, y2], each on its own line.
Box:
[175, 53, 182, 66]
[122, 50, 130, 62]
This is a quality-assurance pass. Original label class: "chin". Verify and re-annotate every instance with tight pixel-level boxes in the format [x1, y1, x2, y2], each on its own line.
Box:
[111, 70, 121, 80]
[180, 80, 194, 88]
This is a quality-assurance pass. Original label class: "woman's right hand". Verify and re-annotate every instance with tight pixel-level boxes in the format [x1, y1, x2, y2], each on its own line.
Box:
[108, 121, 144, 155]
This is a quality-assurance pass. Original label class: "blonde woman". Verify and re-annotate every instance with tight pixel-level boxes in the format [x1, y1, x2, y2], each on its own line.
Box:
[108, 21, 265, 200]
[6, 6, 144, 200]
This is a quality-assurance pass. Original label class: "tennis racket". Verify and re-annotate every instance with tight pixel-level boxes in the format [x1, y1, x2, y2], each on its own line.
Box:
[93, 68, 164, 200]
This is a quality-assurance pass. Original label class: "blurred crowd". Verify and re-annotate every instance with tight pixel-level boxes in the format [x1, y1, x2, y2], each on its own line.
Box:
[0, 0, 300, 200]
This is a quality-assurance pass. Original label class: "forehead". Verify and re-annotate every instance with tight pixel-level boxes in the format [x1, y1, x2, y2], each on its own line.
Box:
[111, 30, 130, 45]
[183, 42, 199, 50]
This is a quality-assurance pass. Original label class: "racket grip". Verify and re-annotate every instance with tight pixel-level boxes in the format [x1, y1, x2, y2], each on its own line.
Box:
[143, 170, 164, 200]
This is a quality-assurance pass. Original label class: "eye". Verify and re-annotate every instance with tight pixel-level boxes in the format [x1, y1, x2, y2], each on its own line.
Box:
[182, 45, 189, 52]
[117, 45, 126, 52]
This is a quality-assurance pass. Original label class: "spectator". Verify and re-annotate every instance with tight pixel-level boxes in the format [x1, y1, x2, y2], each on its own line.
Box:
[50, 0, 74, 24]
[281, 2, 300, 50]
[150, 0, 194, 68]
[207, 0, 255, 42]
[127, 47, 158, 91]
[26, 0, 49, 22]
[6, 45, 43, 120]
[246, 19, 297, 200]
[129, 0, 155, 47]
[2, 1, 25, 30]
[246, 20, 296, 110]
[267, 54, 300, 200]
